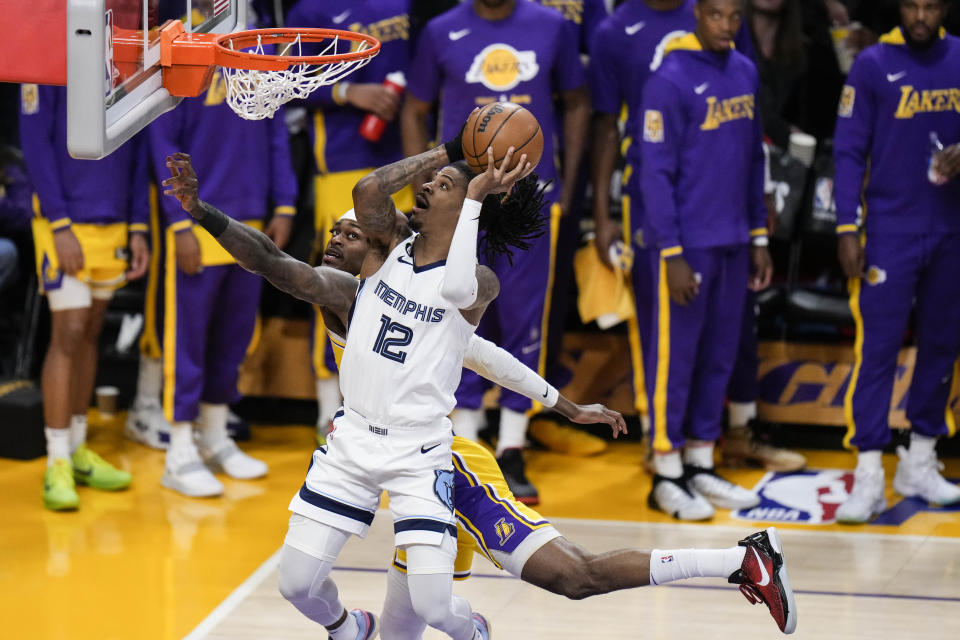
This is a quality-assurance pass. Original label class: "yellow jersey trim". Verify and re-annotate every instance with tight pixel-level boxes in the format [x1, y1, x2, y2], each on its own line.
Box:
[274, 206, 296, 216]
[836, 224, 858, 234]
[653, 257, 673, 452]
[750, 228, 768, 238]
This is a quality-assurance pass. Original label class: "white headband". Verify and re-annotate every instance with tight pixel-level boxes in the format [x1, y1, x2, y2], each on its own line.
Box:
[338, 208, 357, 223]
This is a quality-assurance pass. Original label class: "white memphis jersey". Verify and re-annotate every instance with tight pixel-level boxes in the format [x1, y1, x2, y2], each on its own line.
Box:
[339, 237, 476, 427]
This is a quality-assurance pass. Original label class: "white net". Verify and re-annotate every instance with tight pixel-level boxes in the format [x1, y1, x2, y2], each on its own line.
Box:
[220, 34, 375, 120]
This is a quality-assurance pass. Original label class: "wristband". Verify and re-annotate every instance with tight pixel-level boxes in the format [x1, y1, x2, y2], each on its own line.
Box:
[751, 236, 769, 247]
[196, 203, 230, 237]
[334, 82, 350, 106]
[443, 123, 466, 164]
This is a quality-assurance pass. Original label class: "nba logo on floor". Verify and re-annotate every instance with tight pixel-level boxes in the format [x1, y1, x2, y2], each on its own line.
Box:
[733, 470, 854, 524]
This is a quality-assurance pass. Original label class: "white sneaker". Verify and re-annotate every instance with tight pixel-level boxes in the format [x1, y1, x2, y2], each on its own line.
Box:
[124, 403, 171, 450]
[201, 440, 268, 479]
[685, 465, 761, 509]
[162, 445, 224, 497]
[836, 467, 885, 524]
[893, 445, 960, 506]
[648, 474, 715, 520]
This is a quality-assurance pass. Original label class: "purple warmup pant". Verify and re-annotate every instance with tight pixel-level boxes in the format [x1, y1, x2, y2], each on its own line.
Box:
[845, 233, 960, 451]
[160, 258, 260, 423]
[645, 245, 750, 452]
[727, 290, 759, 405]
[455, 203, 560, 413]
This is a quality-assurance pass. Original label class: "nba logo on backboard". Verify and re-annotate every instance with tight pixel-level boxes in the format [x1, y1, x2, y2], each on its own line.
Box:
[733, 470, 854, 524]
[811, 177, 836, 222]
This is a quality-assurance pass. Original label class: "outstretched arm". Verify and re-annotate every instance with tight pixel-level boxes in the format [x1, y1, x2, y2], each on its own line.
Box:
[162, 153, 357, 316]
[463, 335, 627, 438]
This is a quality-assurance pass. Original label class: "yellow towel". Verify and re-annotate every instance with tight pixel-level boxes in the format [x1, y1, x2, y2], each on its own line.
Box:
[574, 242, 635, 329]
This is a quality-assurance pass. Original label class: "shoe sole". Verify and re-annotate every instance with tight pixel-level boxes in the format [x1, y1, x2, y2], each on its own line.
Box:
[123, 422, 169, 451]
[203, 459, 268, 480]
[44, 497, 79, 511]
[702, 495, 761, 510]
[765, 527, 797, 634]
[74, 475, 131, 491]
[835, 498, 886, 525]
[161, 474, 223, 498]
[647, 489, 715, 521]
[893, 475, 960, 507]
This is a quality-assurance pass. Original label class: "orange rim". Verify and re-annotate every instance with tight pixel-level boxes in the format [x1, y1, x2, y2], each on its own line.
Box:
[213, 27, 381, 71]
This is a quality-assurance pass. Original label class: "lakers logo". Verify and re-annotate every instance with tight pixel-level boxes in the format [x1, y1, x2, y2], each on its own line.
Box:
[894, 85, 960, 119]
[41, 253, 63, 290]
[494, 517, 515, 545]
[838, 85, 855, 118]
[643, 110, 664, 143]
[700, 94, 755, 131]
[865, 266, 887, 286]
[465, 43, 539, 92]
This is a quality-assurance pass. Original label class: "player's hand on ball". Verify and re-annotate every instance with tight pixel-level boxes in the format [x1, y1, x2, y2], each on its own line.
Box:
[465, 147, 533, 201]
[163, 153, 201, 216]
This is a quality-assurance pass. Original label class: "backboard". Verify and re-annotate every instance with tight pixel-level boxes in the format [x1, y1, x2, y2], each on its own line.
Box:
[66, 0, 246, 159]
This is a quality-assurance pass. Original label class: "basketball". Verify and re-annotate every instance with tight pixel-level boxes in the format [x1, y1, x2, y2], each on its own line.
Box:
[461, 102, 544, 175]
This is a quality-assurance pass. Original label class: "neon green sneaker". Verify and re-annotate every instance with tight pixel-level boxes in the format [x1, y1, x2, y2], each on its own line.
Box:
[44, 459, 80, 511]
[71, 444, 132, 491]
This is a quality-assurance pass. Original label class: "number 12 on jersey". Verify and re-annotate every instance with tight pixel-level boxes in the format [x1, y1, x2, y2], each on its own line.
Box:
[373, 314, 413, 363]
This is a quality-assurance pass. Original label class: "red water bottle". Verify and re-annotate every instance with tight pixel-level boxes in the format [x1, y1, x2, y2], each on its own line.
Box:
[359, 71, 406, 143]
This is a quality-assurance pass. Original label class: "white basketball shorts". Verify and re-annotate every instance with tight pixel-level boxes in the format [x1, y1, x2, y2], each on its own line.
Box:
[288, 407, 457, 547]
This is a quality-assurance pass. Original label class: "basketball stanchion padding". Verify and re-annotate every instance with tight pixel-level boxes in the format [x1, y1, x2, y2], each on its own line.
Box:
[146, 21, 380, 120]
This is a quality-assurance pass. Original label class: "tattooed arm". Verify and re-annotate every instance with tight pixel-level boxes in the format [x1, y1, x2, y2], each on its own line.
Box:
[163, 153, 357, 320]
[351, 145, 451, 253]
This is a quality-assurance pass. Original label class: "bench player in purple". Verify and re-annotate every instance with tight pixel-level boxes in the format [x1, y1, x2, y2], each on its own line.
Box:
[640, 0, 772, 520]
[833, 0, 960, 523]
[147, 78, 297, 498]
[401, 0, 591, 505]
[21, 85, 148, 511]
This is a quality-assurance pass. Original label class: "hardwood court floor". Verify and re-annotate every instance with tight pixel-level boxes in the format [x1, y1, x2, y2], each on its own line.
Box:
[1, 415, 959, 639]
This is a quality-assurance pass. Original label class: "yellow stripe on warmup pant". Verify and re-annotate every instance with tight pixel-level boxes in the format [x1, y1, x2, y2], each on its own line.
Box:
[162, 227, 180, 423]
[529, 202, 562, 416]
[652, 257, 673, 453]
[946, 361, 960, 438]
[140, 184, 162, 359]
[621, 189, 648, 416]
[843, 276, 864, 450]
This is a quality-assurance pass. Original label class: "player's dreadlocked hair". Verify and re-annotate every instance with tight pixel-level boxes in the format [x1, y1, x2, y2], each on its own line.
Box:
[450, 161, 549, 266]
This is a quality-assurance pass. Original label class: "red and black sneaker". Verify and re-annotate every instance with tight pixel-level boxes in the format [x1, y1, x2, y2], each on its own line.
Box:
[728, 527, 797, 634]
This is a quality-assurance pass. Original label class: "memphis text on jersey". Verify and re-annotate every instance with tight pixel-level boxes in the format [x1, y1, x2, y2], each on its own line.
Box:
[700, 93, 756, 131]
[374, 280, 446, 323]
[894, 86, 960, 119]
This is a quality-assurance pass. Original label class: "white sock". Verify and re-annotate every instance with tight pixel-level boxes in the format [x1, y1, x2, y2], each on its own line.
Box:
[198, 403, 230, 451]
[328, 613, 359, 640]
[856, 449, 883, 473]
[134, 356, 163, 409]
[169, 422, 195, 451]
[45, 427, 71, 465]
[908, 432, 937, 462]
[69, 414, 88, 452]
[497, 408, 528, 455]
[728, 402, 756, 428]
[649, 547, 746, 585]
[316, 376, 342, 428]
[683, 440, 715, 468]
[654, 451, 683, 478]
[451, 408, 484, 442]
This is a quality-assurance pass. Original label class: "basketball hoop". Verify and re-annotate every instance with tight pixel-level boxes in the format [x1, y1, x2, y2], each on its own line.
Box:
[157, 21, 380, 120]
